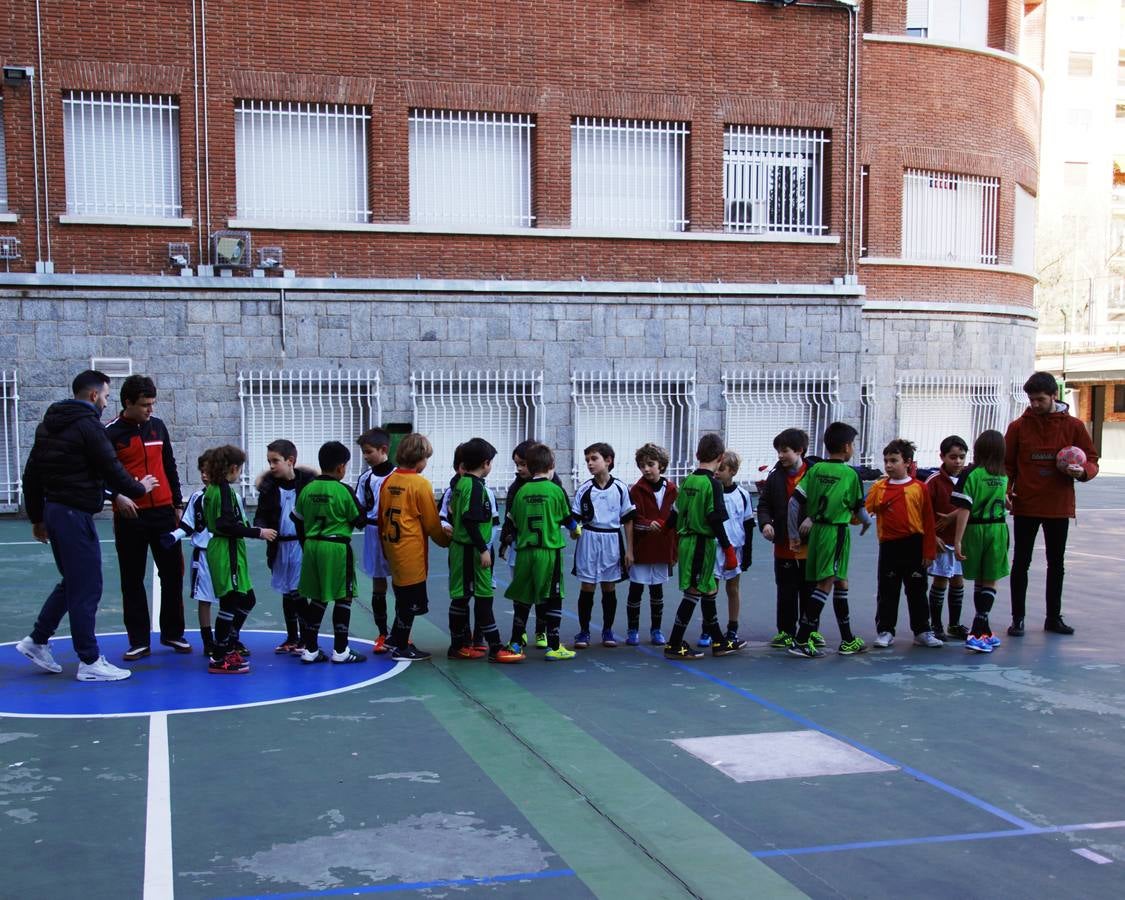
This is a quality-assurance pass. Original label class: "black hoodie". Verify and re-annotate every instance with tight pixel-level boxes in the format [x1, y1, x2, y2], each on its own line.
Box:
[22, 399, 147, 522]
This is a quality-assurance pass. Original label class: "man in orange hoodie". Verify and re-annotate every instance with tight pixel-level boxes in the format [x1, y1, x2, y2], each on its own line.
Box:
[1004, 371, 1098, 636]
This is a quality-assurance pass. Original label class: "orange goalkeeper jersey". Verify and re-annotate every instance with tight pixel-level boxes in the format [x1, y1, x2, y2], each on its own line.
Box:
[378, 468, 451, 587]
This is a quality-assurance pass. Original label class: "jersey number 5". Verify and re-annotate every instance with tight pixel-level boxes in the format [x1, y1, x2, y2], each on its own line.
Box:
[384, 507, 402, 543]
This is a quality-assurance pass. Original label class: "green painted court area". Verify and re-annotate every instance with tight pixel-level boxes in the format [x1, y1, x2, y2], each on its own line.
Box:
[2, 479, 1124, 899]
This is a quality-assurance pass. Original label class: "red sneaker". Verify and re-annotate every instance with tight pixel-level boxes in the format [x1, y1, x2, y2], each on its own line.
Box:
[489, 646, 526, 664]
[274, 639, 300, 654]
[447, 645, 488, 660]
[372, 635, 388, 654]
[208, 651, 249, 674]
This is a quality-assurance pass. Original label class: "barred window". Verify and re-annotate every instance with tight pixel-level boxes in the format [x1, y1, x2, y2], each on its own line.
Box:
[724, 126, 828, 235]
[902, 169, 998, 265]
[409, 109, 534, 228]
[236, 101, 370, 223]
[63, 92, 181, 218]
[571, 118, 688, 232]
[1, 369, 18, 511]
[0, 98, 7, 212]
[896, 376, 1007, 468]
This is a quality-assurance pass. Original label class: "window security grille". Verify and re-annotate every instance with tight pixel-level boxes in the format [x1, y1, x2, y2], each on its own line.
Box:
[1, 370, 19, 511]
[571, 118, 688, 232]
[722, 371, 839, 476]
[723, 126, 828, 235]
[571, 372, 697, 484]
[411, 371, 544, 495]
[902, 169, 998, 266]
[0, 97, 7, 212]
[238, 370, 381, 500]
[236, 100, 370, 223]
[1009, 379, 1028, 425]
[63, 92, 181, 218]
[895, 375, 1006, 468]
[858, 376, 881, 469]
[409, 109, 535, 229]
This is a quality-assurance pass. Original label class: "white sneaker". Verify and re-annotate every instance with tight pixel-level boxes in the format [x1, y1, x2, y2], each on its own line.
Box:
[76, 655, 131, 682]
[913, 631, 944, 648]
[873, 631, 894, 648]
[16, 636, 62, 673]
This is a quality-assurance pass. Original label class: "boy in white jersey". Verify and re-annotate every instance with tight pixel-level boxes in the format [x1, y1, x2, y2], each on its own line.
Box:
[705, 451, 752, 649]
[572, 442, 636, 648]
[161, 451, 218, 655]
[355, 428, 395, 653]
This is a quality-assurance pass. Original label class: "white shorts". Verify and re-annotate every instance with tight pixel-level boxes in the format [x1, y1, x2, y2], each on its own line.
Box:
[714, 545, 746, 581]
[628, 562, 673, 585]
[573, 529, 625, 583]
[928, 546, 962, 579]
[190, 548, 217, 604]
[270, 539, 302, 593]
[362, 525, 391, 579]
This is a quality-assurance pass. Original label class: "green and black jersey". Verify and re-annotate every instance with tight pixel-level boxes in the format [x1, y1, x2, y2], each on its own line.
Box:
[675, 469, 729, 540]
[451, 474, 493, 552]
[507, 477, 571, 551]
[202, 482, 257, 597]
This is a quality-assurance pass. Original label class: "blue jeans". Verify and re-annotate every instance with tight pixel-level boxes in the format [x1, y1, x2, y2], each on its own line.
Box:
[30, 502, 103, 663]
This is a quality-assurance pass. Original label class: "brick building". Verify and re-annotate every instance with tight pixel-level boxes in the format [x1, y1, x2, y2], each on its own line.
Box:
[0, 0, 1041, 504]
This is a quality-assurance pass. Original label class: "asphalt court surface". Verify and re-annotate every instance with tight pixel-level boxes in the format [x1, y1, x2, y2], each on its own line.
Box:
[1, 476, 1123, 898]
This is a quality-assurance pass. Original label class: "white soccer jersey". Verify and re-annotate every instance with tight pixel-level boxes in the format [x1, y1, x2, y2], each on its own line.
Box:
[720, 484, 755, 549]
[356, 466, 393, 525]
[179, 489, 211, 549]
[572, 476, 636, 530]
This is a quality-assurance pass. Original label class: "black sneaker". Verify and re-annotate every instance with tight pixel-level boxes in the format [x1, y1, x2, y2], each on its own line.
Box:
[946, 624, 969, 639]
[713, 637, 747, 656]
[1007, 618, 1025, 637]
[1044, 617, 1075, 635]
[391, 643, 432, 661]
[160, 636, 192, 653]
[123, 645, 150, 661]
[663, 643, 705, 660]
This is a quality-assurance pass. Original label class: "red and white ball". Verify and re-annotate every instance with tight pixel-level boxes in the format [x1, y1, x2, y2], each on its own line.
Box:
[1056, 446, 1086, 474]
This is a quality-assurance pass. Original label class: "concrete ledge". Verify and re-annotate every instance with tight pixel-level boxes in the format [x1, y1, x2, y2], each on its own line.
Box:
[861, 257, 1036, 279]
[863, 34, 1045, 88]
[863, 298, 1037, 321]
[58, 215, 193, 228]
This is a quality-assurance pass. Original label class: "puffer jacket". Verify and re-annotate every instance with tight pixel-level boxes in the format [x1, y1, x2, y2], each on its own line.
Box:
[1004, 401, 1098, 518]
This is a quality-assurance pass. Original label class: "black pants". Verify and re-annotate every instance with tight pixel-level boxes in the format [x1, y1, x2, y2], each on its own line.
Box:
[389, 581, 429, 650]
[774, 557, 811, 636]
[114, 509, 186, 647]
[874, 534, 930, 636]
[1010, 515, 1070, 620]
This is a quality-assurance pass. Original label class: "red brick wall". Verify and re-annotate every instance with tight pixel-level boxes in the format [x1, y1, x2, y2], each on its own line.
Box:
[860, 263, 1036, 308]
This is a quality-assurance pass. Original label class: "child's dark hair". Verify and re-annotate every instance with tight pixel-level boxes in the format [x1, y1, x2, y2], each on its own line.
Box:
[267, 439, 298, 461]
[695, 433, 725, 463]
[1023, 371, 1058, 397]
[357, 427, 390, 450]
[452, 442, 466, 472]
[120, 373, 157, 407]
[939, 435, 969, 455]
[204, 445, 246, 485]
[512, 438, 540, 460]
[524, 442, 554, 476]
[584, 442, 615, 470]
[773, 428, 809, 454]
[318, 440, 351, 472]
[823, 422, 858, 454]
[196, 449, 213, 472]
[460, 437, 497, 471]
[973, 430, 1006, 476]
[634, 442, 670, 472]
[882, 438, 916, 461]
[396, 433, 433, 467]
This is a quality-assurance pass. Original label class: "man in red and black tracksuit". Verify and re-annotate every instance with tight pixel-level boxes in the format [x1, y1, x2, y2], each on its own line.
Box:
[106, 374, 191, 659]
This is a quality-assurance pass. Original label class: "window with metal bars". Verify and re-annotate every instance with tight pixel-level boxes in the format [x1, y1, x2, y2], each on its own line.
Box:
[1, 370, 19, 511]
[896, 376, 1007, 468]
[0, 98, 7, 213]
[571, 118, 688, 232]
[235, 100, 370, 223]
[238, 370, 382, 500]
[411, 371, 544, 495]
[570, 372, 697, 484]
[62, 92, 181, 218]
[409, 109, 535, 229]
[902, 169, 999, 265]
[723, 126, 828, 235]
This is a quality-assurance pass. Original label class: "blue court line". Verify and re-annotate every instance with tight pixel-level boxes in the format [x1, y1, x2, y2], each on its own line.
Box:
[217, 867, 575, 899]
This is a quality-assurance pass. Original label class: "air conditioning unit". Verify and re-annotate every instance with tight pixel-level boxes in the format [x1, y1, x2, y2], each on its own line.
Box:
[211, 230, 251, 268]
[0, 236, 20, 260]
[257, 246, 283, 269]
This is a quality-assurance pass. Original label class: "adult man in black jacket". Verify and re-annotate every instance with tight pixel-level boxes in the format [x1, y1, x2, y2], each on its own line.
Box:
[17, 370, 158, 681]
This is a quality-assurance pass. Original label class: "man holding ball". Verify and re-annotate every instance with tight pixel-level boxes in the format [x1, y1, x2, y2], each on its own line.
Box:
[1004, 371, 1099, 637]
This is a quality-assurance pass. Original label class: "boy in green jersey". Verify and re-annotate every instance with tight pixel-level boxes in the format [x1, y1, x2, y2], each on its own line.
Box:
[292, 441, 368, 664]
[447, 438, 521, 662]
[504, 443, 577, 660]
[786, 422, 872, 659]
[666, 433, 743, 660]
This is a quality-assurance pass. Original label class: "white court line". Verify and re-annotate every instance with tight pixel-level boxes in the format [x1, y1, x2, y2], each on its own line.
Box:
[1070, 551, 1125, 563]
[143, 712, 174, 899]
[1072, 848, 1113, 865]
[151, 559, 162, 629]
[0, 540, 116, 546]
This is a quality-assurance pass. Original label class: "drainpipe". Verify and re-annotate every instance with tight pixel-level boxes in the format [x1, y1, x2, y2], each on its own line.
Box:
[35, 0, 52, 269]
[200, 0, 213, 261]
[192, 1, 204, 264]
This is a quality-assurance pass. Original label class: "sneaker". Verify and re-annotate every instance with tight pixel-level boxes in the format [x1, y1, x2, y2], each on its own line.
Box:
[274, 638, 301, 654]
[331, 648, 366, 663]
[769, 631, 794, 649]
[16, 637, 62, 673]
[390, 643, 432, 662]
[810, 631, 827, 648]
[300, 648, 329, 663]
[447, 645, 487, 660]
[787, 640, 824, 659]
[207, 651, 249, 674]
[713, 637, 747, 657]
[650, 628, 667, 646]
[625, 629, 640, 646]
[664, 643, 705, 660]
[873, 631, 894, 649]
[123, 645, 150, 661]
[696, 633, 712, 648]
[489, 645, 525, 663]
[965, 635, 993, 653]
[372, 635, 389, 654]
[947, 623, 969, 639]
[160, 636, 192, 653]
[573, 631, 591, 649]
[913, 631, 944, 648]
[983, 632, 1002, 648]
[521, 632, 529, 646]
[601, 629, 619, 648]
[838, 637, 867, 655]
[233, 640, 251, 658]
[932, 628, 950, 642]
[534, 633, 548, 649]
[1007, 619, 1025, 637]
[472, 640, 491, 653]
[1044, 617, 1075, 635]
[545, 646, 577, 661]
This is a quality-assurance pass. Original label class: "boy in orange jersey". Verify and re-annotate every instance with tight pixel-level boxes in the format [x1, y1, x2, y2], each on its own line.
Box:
[865, 439, 940, 649]
[378, 433, 451, 661]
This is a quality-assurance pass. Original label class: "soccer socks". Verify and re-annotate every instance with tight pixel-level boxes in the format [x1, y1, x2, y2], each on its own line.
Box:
[281, 590, 302, 643]
[473, 597, 501, 649]
[949, 583, 965, 628]
[542, 599, 563, 651]
[668, 593, 700, 648]
[699, 596, 725, 643]
[448, 596, 471, 650]
[577, 589, 595, 632]
[371, 588, 388, 637]
[302, 599, 328, 652]
[928, 583, 946, 633]
[971, 586, 997, 637]
[833, 587, 854, 642]
[332, 600, 354, 653]
[199, 624, 214, 652]
[601, 589, 618, 631]
[796, 588, 829, 643]
[511, 602, 532, 646]
[626, 582, 644, 630]
[213, 595, 238, 658]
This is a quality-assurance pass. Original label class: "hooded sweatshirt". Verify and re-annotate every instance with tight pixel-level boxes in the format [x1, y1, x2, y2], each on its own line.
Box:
[1004, 400, 1098, 519]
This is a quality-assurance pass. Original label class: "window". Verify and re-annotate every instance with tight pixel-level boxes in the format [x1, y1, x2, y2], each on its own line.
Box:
[1069, 52, 1095, 78]
[1064, 162, 1089, 190]
[896, 376, 1006, 468]
[908, 0, 988, 47]
[860, 165, 870, 257]
[571, 117, 688, 232]
[0, 97, 7, 213]
[906, 0, 930, 37]
[1114, 384, 1125, 413]
[1013, 185, 1037, 273]
[723, 126, 828, 235]
[1067, 108, 1093, 135]
[63, 92, 181, 218]
[236, 100, 370, 223]
[902, 169, 999, 265]
[408, 109, 534, 229]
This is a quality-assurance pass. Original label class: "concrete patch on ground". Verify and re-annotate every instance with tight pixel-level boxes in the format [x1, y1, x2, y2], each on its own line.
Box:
[367, 694, 435, 704]
[231, 811, 552, 890]
[370, 771, 441, 784]
[0, 732, 37, 745]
